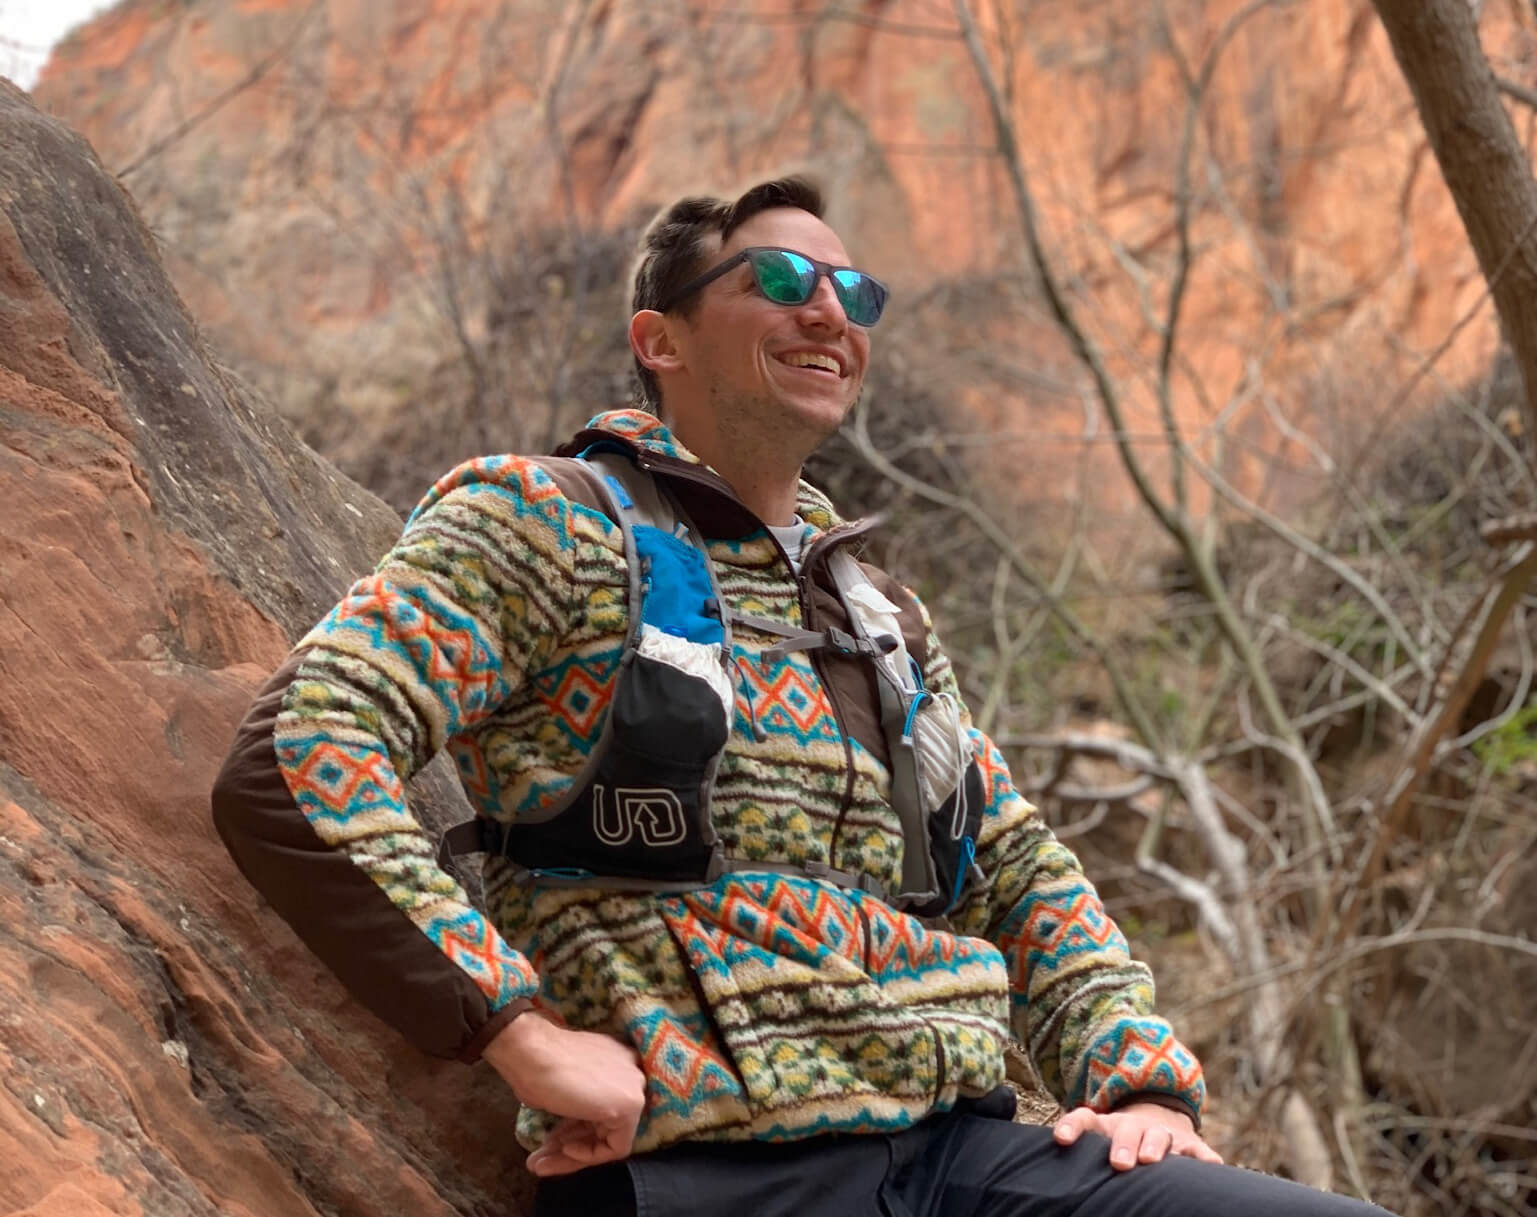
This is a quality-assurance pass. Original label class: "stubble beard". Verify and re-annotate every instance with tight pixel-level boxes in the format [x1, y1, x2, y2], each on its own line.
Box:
[710, 381, 856, 473]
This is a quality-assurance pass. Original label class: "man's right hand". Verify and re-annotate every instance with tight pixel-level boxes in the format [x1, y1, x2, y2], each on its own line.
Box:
[482, 1011, 648, 1178]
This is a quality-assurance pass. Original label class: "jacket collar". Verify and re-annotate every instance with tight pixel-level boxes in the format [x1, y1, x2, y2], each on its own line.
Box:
[556, 409, 845, 539]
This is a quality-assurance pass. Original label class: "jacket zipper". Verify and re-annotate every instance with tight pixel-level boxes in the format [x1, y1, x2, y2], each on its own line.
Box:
[933, 1020, 948, 1106]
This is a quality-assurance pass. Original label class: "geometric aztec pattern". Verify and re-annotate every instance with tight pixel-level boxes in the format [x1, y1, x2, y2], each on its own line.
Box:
[630, 1006, 741, 1122]
[278, 409, 1206, 1156]
[447, 737, 502, 806]
[276, 713, 539, 1010]
[731, 654, 842, 746]
[326, 575, 508, 727]
[1000, 884, 1130, 979]
[963, 722, 1205, 1116]
[1075, 1017, 1206, 1113]
[534, 647, 620, 745]
[423, 906, 539, 1009]
[280, 732, 408, 832]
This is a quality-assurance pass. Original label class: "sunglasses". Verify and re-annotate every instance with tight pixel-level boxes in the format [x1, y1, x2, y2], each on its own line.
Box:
[659, 246, 889, 327]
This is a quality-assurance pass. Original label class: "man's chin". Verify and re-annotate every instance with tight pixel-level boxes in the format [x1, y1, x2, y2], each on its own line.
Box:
[778, 391, 857, 439]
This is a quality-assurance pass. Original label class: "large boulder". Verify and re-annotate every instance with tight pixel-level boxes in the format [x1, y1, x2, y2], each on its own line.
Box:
[0, 81, 529, 1217]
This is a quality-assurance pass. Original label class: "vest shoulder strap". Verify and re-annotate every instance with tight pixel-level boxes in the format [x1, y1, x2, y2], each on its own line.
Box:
[580, 449, 679, 534]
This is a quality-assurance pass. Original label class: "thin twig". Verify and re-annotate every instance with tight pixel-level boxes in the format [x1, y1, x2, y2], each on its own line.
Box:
[1495, 74, 1537, 111]
[848, 402, 1166, 748]
[1175, 926, 1537, 1015]
[119, 3, 323, 178]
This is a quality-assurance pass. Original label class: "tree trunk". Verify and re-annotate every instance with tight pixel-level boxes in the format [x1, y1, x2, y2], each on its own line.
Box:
[1372, 0, 1537, 450]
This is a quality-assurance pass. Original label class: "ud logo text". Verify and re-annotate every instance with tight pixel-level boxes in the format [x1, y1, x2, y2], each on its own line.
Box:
[592, 786, 688, 847]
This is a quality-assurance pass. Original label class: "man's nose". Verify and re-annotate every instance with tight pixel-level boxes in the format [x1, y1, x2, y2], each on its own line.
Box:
[794, 273, 847, 329]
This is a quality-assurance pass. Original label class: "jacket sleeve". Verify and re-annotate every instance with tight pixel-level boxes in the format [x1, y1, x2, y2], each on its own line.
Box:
[910, 599, 1208, 1125]
[211, 457, 583, 1061]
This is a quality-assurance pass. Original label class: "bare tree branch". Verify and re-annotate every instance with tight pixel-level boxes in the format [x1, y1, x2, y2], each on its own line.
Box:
[847, 401, 1166, 748]
[953, 0, 1345, 881]
[1495, 73, 1537, 112]
[1336, 542, 1537, 941]
[119, 3, 323, 179]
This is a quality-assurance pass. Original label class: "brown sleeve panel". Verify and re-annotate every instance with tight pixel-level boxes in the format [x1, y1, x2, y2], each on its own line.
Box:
[210, 650, 531, 1062]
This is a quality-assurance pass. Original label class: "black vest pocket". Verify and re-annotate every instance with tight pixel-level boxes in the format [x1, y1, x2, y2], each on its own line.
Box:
[502, 653, 729, 882]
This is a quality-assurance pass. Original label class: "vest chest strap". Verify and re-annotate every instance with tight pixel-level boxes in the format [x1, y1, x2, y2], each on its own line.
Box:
[455, 816, 891, 903]
[729, 610, 898, 662]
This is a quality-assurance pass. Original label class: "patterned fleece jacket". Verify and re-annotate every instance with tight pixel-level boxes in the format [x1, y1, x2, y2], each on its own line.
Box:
[211, 408, 1205, 1153]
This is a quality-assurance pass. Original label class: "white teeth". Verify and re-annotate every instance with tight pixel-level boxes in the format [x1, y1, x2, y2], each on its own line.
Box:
[782, 352, 841, 375]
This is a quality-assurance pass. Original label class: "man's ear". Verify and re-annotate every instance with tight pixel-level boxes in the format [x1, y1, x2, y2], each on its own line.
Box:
[629, 310, 686, 377]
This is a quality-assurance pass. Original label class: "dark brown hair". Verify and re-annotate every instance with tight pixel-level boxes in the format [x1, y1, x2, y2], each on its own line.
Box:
[630, 175, 825, 412]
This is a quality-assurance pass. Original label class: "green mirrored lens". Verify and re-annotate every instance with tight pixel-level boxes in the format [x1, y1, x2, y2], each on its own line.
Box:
[752, 250, 815, 304]
[831, 270, 885, 326]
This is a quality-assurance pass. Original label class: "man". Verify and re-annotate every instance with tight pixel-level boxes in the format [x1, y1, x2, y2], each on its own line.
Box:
[213, 176, 1389, 1216]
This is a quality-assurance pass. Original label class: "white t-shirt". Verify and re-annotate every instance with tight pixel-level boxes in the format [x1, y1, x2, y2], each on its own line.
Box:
[767, 515, 810, 574]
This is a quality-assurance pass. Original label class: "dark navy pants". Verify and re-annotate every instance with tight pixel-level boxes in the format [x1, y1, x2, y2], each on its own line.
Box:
[534, 1089, 1396, 1217]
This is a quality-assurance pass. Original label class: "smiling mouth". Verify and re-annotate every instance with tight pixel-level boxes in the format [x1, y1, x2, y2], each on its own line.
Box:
[776, 351, 843, 377]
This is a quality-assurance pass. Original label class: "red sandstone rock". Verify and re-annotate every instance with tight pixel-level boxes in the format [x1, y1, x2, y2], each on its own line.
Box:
[0, 80, 531, 1217]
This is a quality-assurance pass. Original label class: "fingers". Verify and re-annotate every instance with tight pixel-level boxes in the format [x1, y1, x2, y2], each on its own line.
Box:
[526, 1119, 633, 1178]
[603, 1116, 638, 1158]
[527, 1147, 591, 1178]
[524, 1122, 574, 1176]
[1173, 1133, 1225, 1166]
[1052, 1106, 1105, 1146]
[1051, 1106, 1225, 1172]
[527, 1140, 619, 1176]
[1108, 1119, 1143, 1171]
[1134, 1125, 1173, 1165]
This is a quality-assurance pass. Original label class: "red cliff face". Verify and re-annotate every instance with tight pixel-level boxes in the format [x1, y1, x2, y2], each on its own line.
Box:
[0, 80, 533, 1217]
[33, 0, 1528, 518]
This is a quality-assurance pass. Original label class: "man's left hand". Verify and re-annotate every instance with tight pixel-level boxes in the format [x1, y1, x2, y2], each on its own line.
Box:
[1053, 1101, 1224, 1171]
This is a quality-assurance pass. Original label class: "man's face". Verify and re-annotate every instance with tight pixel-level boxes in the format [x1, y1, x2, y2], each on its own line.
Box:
[675, 207, 872, 445]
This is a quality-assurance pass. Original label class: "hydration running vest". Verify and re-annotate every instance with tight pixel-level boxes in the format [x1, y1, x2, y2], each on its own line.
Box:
[438, 447, 985, 916]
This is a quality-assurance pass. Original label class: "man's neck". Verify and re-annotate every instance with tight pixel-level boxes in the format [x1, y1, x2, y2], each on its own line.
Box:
[666, 415, 806, 526]
[710, 456, 801, 525]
